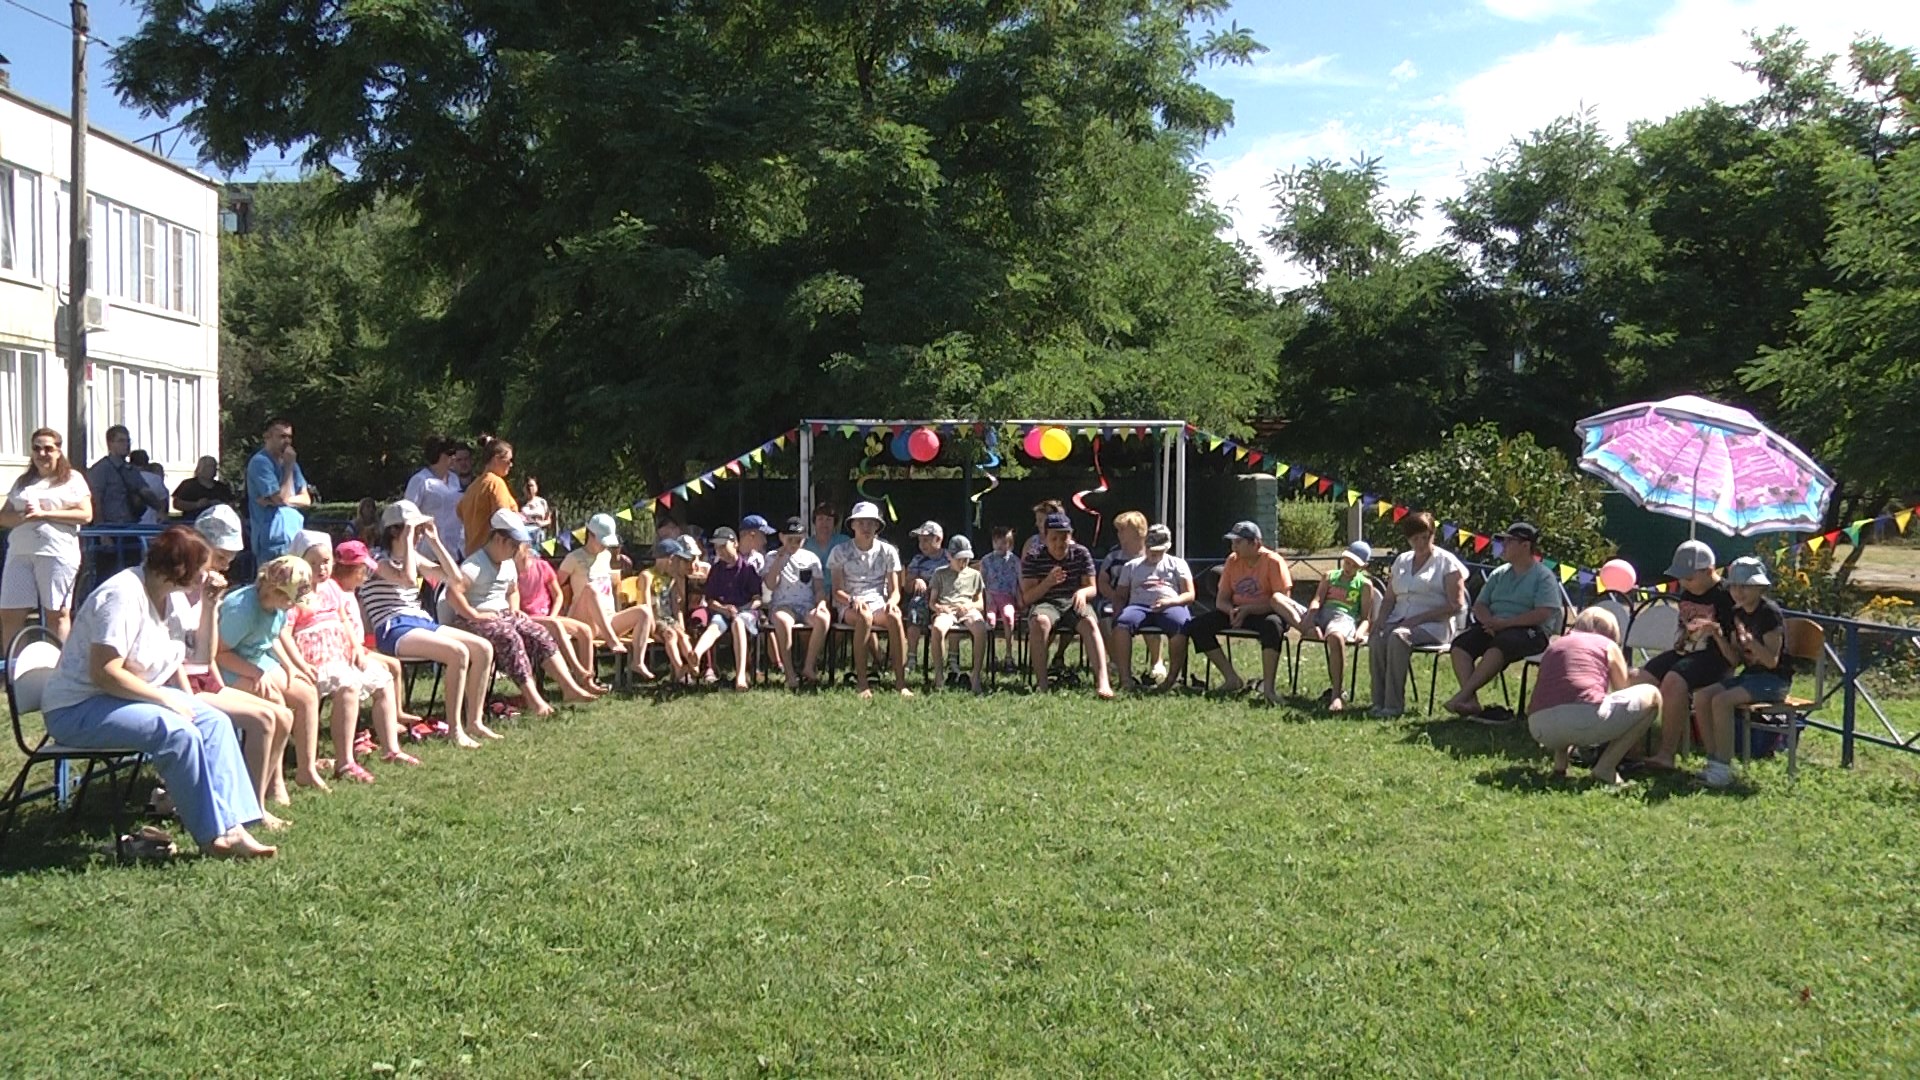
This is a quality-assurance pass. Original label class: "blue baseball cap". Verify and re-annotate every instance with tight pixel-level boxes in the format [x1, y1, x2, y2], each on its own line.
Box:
[741, 514, 776, 535]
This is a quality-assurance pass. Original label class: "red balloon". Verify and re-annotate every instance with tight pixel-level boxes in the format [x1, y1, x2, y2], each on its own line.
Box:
[908, 428, 941, 463]
[1023, 427, 1049, 459]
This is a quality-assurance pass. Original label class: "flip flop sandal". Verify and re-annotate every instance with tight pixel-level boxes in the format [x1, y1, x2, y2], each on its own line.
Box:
[116, 824, 177, 860]
[145, 789, 176, 819]
[332, 761, 376, 784]
[405, 722, 433, 742]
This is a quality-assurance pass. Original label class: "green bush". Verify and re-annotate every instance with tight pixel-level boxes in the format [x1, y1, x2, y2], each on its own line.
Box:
[1383, 423, 1610, 568]
[1274, 500, 1339, 552]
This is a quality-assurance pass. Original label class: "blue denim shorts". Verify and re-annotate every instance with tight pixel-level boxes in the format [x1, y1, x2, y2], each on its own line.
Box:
[1719, 672, 1790, 703]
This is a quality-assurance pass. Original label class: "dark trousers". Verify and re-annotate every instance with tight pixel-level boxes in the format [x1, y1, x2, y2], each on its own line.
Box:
[1188, 609, 1287, 654]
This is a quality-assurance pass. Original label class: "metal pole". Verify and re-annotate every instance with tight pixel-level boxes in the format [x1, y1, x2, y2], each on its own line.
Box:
[1174, 427, 1188, 558]
[798, 425, 813, 523]
[1155, 431, 1168, 530]
[1842, 624, 1859, 768]
[65, 0, 90, 456]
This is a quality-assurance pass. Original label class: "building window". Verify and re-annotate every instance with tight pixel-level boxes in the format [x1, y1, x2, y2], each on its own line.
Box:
[139, 215, 158, 305]
[87, 362, 200, 464]
[0, 347, 46, 457]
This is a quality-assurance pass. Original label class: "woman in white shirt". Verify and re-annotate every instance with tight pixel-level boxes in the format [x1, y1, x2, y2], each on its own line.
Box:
[1367, 511, 1468, 718]
[41, 525, 276, 858]
[403, 435, 466, 560]
[0, 429, 94, 647]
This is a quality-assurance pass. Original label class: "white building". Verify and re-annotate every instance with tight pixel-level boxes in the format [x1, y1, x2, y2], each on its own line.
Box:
[0, 85, 219, 482]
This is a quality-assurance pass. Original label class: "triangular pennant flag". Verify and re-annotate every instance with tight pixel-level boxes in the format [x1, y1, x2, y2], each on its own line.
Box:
[1376, 501, 1392, 519]
[1899, 509, 1914, 534]
[1576, 570, 1594, 587]
[1316, 478, 1333, 495]
[1273, 462, 1288, 476]
[1823, 530, 1843, 546]
[747, 449, 763, 465]
[1807, 535, 1825, 553]
[660, 492, 673, 508]
[687, 478, 704, 495]
[1234, 447, 1249, 462]
[1491, 539, 1506, 558]
[1845, 524, 1862, 546]
[775, 435, 790, 450]
[727, 460, 744, 476]
[616, 508, 634, 522]
[1442, 524, 1457, 542]
[572, 528, 588, 543]
[1559, 563, 1577, 583]
[1391, 506, 1408, 523]
[1248, 452, 1264, 467]
[1346, 490, 1361, 507]
[1473, 534, 1491, 554]
[541, 539, 557, 556]
[672, 484, 689, 499]
[1302, 472, 1319, 487]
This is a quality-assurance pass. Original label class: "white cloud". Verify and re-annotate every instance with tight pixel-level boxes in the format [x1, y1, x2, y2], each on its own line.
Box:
[1203, 0, 1920, 290]
[1483, 0, 1601, 20]
[1389, 59, 1421, 84]
[1222, 52, 1363, 86]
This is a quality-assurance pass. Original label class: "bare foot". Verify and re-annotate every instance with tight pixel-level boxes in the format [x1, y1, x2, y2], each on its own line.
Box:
[1443, 696, 1480, 717]
[735, 681, 752, 692]
[1097, 685, 1116, 700]
[858, 688, 874, 701]
[208, 828, 277, 859]
[1329, 696, 1346, 713]
[293, 772, 332, 794]
[454, 733, 483, 749]
[257, 811, 291, 832]
[474, 720, 505, 739]
[899, 687, 915, 699]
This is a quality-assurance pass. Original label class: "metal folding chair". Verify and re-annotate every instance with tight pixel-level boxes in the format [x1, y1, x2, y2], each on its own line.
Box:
[1, 628, 148, 858]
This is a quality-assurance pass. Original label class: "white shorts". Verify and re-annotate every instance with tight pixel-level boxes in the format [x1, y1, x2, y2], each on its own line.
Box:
[772, 602, 822, 623]
[1528, 685, 1661, 747]
[310, 658, 395, 699]
[836, 595, 889, 621]
[0, 553, 78, 613]
[1317, 609, 1359, 642]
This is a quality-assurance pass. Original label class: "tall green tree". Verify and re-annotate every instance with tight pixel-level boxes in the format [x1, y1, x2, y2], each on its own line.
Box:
[115, 0, 1286, 495]
[220, 176, 468, 501]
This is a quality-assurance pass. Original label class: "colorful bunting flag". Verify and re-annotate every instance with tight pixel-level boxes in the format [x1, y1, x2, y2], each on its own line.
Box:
[1559, 563, 1577, 583]
[1316, 478, 1333, 495]
[1302, 472, 1318, 488]
[1900, 509, 1914, 534]
[1473, 534, 1490, 554]
[616, 508, 634, 522]
[1346, 490, 1361, 507]
[1391, 506, 1407, 523]
[1377, 501, 1392, 519]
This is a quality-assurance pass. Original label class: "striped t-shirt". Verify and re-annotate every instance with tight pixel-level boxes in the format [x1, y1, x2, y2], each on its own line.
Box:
[356, 551, 435, 631]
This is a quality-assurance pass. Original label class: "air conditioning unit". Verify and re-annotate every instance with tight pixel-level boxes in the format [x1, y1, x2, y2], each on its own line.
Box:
[52, 294, 109, 356]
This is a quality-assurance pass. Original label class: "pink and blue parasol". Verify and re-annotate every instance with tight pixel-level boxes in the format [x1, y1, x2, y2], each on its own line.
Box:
[1574, 395, 1834, 537]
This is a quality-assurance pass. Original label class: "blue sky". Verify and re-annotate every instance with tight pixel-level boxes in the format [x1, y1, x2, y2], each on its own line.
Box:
[4, 0, 1917, 285]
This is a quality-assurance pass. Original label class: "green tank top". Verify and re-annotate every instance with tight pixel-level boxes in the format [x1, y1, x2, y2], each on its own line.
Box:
[1324, 566, 1367, 618]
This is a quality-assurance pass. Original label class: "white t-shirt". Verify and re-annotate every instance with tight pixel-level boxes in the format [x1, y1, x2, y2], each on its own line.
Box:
[768, 548, 824, 611]
[521, 496, 550, 528]
[6, 473, 92, 559]
[1119, 553, 1193, 608]
[404, 468, 466, 559]
[1387, 546, 1468, 640]
[138, 472, 169, 525]
[441, 548, 516, 620]
[561, 547, 614, 618]
[827, 539, 901, 601]
[43, 568, 186, 712]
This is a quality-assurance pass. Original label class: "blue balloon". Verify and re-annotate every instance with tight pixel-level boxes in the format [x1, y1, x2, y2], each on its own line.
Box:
[890, 430, 913, 461]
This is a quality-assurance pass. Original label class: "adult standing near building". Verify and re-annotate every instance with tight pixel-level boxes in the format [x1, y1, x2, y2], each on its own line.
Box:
[404, 436, 465, 560]
[87, 424, 167, 525]
[0, 428, 94, 645]
[172, 456, 237, 517]
[245, 417, 311, 563]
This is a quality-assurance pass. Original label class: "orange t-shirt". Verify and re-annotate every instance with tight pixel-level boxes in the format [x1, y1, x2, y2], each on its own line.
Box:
[1221, 548, 1289, 607]
[458, 472, 519, 557]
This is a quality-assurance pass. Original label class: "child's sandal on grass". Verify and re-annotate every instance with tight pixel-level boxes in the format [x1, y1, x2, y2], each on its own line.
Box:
[333, 761, 376, 784]
[117, 824, 177, 860]
[381, 750, 422, 767]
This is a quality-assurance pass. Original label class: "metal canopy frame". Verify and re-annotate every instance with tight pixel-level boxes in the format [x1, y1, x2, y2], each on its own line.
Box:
[798, 419, 1192, 555]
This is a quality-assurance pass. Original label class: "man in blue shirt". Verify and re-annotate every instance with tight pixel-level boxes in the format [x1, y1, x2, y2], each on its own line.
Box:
[246, 417, 311, 562]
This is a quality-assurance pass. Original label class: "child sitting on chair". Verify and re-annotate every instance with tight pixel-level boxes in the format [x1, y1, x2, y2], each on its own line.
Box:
[903, 521, 949, 671]
[980, 525, 1023, 672]
[928, 535, 989, 694]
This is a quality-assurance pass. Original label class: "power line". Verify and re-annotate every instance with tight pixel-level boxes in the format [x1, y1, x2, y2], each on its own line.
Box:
[0, 0, 117, 49]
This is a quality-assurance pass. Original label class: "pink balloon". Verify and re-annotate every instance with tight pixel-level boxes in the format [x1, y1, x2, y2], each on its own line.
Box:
[908, 428, 941, 463]
[1598, 559, 1637, 594]
[1023, 427, 1049, 459]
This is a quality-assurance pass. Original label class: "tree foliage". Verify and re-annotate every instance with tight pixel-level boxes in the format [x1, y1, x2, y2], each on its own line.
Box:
[1387, 423, 1611, 571]
[115, 0, 1289, 494]
[219, 176, 468, 499]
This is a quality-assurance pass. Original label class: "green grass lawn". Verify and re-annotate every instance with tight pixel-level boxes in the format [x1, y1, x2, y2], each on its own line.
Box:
[2, 651, 1919, 1077]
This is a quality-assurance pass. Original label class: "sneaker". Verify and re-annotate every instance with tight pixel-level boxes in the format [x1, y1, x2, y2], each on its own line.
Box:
[1468, 705, 1516, 727]
[1149, 661, 1169, 682]
[1698, 759, 1734, 789]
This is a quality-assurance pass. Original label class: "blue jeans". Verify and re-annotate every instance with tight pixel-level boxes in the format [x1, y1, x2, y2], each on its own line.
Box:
[44, 690, 263, 847]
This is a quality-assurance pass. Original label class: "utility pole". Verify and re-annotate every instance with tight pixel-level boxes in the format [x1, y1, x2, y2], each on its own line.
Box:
[65, 1, 90, 457]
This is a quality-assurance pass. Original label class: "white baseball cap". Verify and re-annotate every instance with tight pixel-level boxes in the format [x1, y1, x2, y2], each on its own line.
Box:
[193, 505, 245, 553]
[289, 529, 333, 557]
[490, 509, 533, 544]
[381, 499, 431, 528]
[585, 513, 620, 546]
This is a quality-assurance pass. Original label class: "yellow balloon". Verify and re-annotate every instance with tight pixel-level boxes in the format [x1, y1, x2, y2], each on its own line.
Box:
[1040, 426, 1073, 461]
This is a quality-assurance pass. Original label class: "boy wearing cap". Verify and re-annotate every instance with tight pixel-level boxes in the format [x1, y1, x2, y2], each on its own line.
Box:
[928, 535, 988, 693]
[694, 528, 764, 691]
[1693, 557, 1793, 788]
[1444, 522, 1563, 722]
[1303, 541, 1377, 712]
[827, 501, 912, 699]
[1021, 511, 1115, 698]
[1187, 521, 1303, 705]
[764, 517, 831, 688]
[739, 515, 777, 573]
[903, 521, 949, 669]
[1637, 539, 1737, 769]
[1111, 523, 1195, 693]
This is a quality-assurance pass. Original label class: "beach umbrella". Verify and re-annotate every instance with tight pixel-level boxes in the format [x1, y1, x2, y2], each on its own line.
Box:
[1574, 394, 1834, 538]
